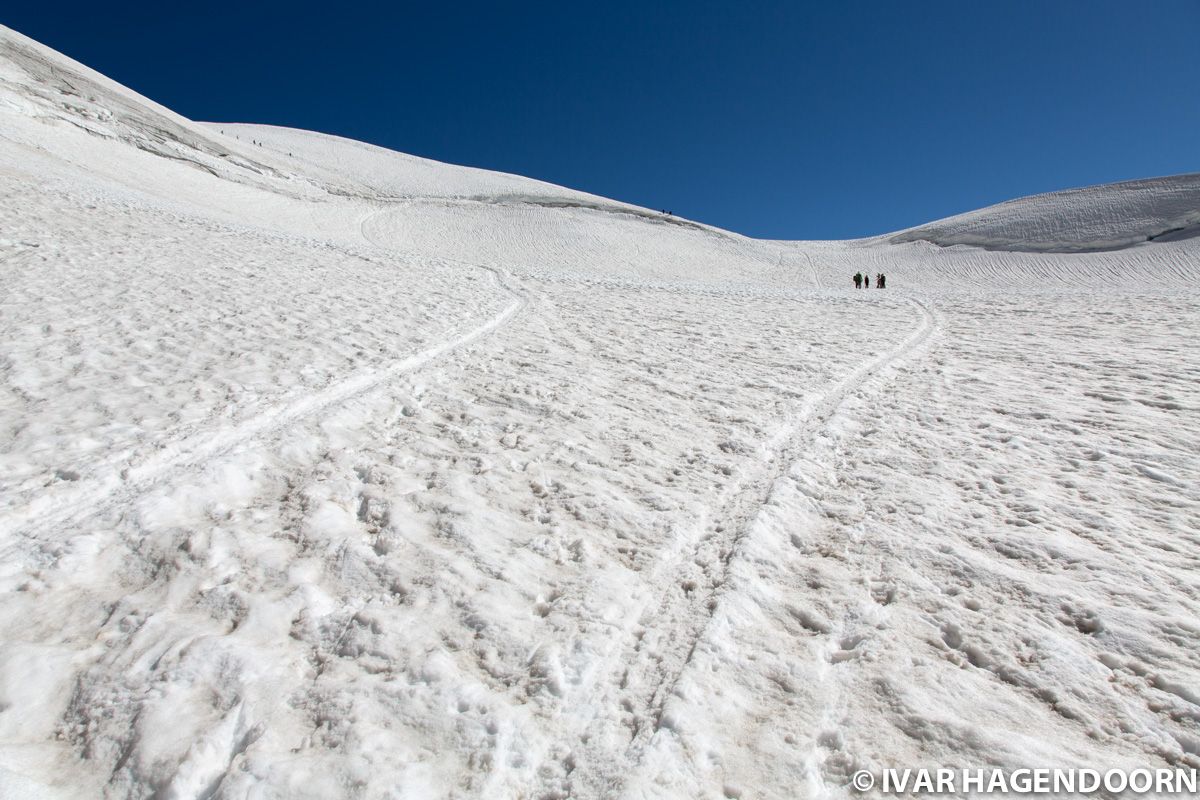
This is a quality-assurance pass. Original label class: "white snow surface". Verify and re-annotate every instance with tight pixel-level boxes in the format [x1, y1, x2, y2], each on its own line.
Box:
[2, 23, 1199, 800]
[884, 173, 1200, 253]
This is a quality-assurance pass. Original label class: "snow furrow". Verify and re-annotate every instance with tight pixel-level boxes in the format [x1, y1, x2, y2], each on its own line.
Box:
[1, 259, 523, 544]
[538, 297, 938, 796]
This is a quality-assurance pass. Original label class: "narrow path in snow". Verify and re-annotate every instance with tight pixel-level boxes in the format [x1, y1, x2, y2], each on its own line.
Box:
[787, 298, 946, 797]
[537, 296, 940, 796]
[1, 214, 524, 545]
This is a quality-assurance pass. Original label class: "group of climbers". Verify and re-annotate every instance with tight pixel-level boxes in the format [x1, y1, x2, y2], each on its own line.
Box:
[853, 271, 886, 289]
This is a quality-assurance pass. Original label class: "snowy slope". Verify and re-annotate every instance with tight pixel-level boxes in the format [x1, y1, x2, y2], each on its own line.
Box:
[2, 22, 1199, 800]
[884, 173, 1200, 252]
[208, 122, 629, 207]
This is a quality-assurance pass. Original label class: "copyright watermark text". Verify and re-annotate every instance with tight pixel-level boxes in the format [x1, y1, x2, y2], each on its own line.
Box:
[850, 767, 1198, 794]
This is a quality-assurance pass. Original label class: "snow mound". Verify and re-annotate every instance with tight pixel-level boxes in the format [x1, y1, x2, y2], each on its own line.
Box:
[886, 173, 1200, 252]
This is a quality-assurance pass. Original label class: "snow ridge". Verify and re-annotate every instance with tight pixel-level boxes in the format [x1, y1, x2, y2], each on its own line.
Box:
[884, 173, 1200, 252]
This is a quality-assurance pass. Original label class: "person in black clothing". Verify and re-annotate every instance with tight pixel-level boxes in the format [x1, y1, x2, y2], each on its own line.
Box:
[879, 273, 887, 289]
[864, 274, 871, 289]
[853, 272, 862, 289]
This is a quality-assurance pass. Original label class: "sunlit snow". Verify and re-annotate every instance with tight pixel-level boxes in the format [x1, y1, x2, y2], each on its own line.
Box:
[1, 24, 1197, 800]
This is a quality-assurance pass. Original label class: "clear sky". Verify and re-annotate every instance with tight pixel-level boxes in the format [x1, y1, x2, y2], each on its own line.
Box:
[7, 1, 1199, 239]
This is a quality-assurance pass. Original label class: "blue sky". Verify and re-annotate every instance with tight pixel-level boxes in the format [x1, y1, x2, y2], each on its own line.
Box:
[7, 1, 1199, 239]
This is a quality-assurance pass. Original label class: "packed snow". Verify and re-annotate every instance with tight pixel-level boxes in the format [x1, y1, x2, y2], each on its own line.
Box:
[1, 23, 1198, 800]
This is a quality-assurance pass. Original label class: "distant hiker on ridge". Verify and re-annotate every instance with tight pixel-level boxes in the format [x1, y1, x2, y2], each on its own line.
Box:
[854, 272, 862, 289]
[864, 273, 871, 289]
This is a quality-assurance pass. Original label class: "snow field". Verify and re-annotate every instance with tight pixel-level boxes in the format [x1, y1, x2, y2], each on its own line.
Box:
[628, 294, 1199, 797]
[2, 21, 1199, 800]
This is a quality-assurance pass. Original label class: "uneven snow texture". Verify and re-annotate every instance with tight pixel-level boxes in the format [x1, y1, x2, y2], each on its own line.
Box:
[885, 173, 1200, 253]
[1, 23, 1199, 800]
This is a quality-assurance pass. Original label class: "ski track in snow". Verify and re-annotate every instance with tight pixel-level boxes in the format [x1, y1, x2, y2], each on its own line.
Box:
[2, 24, 1200, 800]
[542, 298, 938, 798]
[2, 258, 522, 546]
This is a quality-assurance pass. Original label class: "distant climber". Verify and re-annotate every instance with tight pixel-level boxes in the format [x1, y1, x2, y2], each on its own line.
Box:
[878, 273, 887, 289]
[854, 272, 862, 289]
[864, 274, 871, 289]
